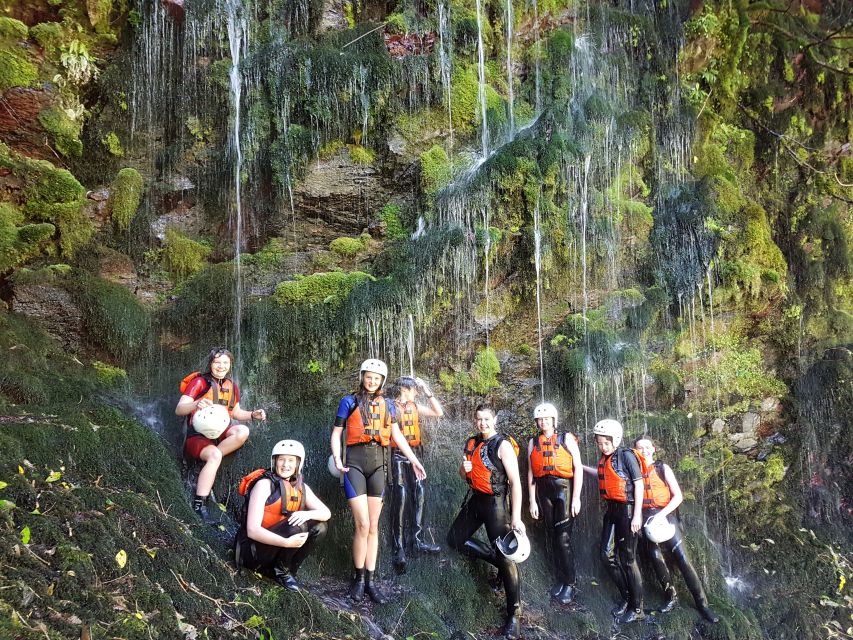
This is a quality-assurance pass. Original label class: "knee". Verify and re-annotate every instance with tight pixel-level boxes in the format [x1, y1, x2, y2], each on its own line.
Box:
[600, 546, 615, 566]
[368, 520, 381, 536]
[353, 515, 370, 534]
[203, 447, 223, 465]
[232, 424, 250, 444]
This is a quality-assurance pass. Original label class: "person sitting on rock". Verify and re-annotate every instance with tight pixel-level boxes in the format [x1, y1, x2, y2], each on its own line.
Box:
[234, 440, 330, 592]
[175, 347, 266, 523]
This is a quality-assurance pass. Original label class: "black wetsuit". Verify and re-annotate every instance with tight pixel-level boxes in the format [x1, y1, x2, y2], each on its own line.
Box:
[391, 446, 432, 548]
[447, 435, 521, 618]
[535, 475, 576, 586]
[599, 447, 644, 611]
[235, 519, 328, 576]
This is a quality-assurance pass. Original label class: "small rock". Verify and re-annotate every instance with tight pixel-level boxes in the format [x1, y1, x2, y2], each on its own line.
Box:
[761, 397, 779, 412]
[87, 188, 110, 202]
[729, 433, 744, 443]
[711, 418, 726, 434]
[742, 412, 760, 435]
[734, 437, 758, 452]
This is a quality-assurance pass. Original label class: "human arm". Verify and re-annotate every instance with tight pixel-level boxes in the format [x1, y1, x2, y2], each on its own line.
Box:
[175, 393, 206, 416]
[623, 450, 644, 533]
[414, 378, 444, 418]
[500, 440, 526, 535]
[631, 478, 644, 532]
[653, 464, 683, 521]
[231, 402, 266, 423]
[286, 485, 332, 527]
[245, 480, 308, 548]
[330, 426, 349, 474]
[527, 439, 538, 520]
[566, 434, 583, 517]
[582, 464, 598, 477]
[391, 423, 426, 480]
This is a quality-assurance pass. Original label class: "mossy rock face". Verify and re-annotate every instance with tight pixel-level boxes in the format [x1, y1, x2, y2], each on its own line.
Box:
[162, 228, 211, 283]
[0, 202, 55, 272]
[109, 167, 145, 230]
[0, 47, 38, 92]
[273, 270, 374, 306]
[37, 106, 83, 157]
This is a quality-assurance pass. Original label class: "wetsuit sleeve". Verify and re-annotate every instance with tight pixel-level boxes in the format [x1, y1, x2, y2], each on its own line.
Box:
[385, 397, 397, 424]
[334, 395, 356, 427]
[232, 381, 240, 405]
[183, 376, 209, 399]
[621, 448, 643, 482]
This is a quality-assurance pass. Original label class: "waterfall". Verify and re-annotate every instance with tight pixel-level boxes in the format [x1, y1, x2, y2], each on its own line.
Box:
[437, 0, 454, 150]
[475, 0, 489, 157]
[533, 192, 545, 402]
[505, 0, 515, 137]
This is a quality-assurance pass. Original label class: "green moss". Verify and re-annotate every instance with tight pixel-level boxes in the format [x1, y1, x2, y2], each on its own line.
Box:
[85, 0, 113, 31]
[109, 168, 144, 230]
[420, 145, 451, 194]
[273, 270, 374, 306]
[162, 228, 211, 283]
[101, 131, 124, 156]
[379, 204, 405, 240]
[30, 22, 63, 58]
[243, 237, 289, 272]
[449, 346, 501, 394]
[0, 202, 54, 272]
[318, 139, 344, 159]
[38, 106, 83, 157]
[0, 47, 38, 91]
[329, 235, 368, 257]
[92, 361, 127, 387]
[384, 12, 408, 34]
[74, 273, 149, 360]
[0, 17, 28, 39]
[347, 144, 375, 164]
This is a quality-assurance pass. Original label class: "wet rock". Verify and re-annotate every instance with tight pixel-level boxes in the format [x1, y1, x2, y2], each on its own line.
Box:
[742, 412, 760, 435]
[384, 32, 436, 59]
[319, 0, 347, 32]
[292, 151, 388, 232]
[733, 436, 758, 452]
[711, 418, 726, 434]
[0, 88, 53, 159]
[162, 0, 186, 22]
[152, 204, 204, 241]
[761, 396, 779, 412]
[12, 283, 83, 351]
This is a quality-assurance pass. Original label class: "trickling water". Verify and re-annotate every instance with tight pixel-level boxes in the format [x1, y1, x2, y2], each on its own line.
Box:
[437, 0, 454, 150]
[406, 315, 416, 377]
[474, 0, 489, 157]
[226, 0, 247, 363]
[505, 0, 515, 137]
[482, 206, 492, 348]
[533, 192, 545, 402]
[532, 0, 541, 115]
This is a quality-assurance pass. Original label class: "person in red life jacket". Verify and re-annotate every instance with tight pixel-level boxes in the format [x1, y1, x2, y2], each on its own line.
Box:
[527, 402, 583, 605]
[330, 358, 426, 604]
[591, 418, 645, 624]
[633, 437, 720, 623]
[234, 440, 331, 592]
[175, 347, 267, 523]
[447, 403, 526, 640]
[388, 376, 444, 570]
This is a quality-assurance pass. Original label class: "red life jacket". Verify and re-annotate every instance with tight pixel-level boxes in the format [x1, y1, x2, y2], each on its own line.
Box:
[640, 459, 672, 509]
[181, 372, 237, 434]
[238, 469, 304, 530]
[392, 400, 421, 448]
[464, 434, 520, 496]
[529, 432, 575, 479]
[598, 448, 642, 503]
[345, 395, 392, 446]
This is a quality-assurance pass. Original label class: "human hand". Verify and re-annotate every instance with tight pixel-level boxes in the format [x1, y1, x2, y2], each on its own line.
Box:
[416, 377, 431, 394]
[285, 532, 309, 548]
[251, 409, 266, 421]
[511, 518, 526, 536]
[413, 460, 426, 481]
[529, 502, 539, 520]
[287, 511, 310, 527]
[462, 459, 473, 473]
[631, 516, 643, 534]
[334, 456, 349, 474]
[571, 498, 581, 517]
[196, 398, 212, 409]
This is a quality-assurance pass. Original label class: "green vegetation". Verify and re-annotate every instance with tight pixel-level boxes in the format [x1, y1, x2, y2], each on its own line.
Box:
[109, 168, 144, 230]
[329, 233, 369, 258]
[162, 229, 211, 283]
[379, 203, 405, 240]
[420, 145, 451, 194]
[73, 273, 149, 360]
[38, 106, 83, 157]
[92, 360, 128, 386]
[273, 270, 374, 306]
[347, 144, 375, 164]
[0, 202, 54, 272]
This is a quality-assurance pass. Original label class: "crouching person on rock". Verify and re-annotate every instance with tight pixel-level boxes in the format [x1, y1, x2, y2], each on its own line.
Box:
[234, 440, 330, 592]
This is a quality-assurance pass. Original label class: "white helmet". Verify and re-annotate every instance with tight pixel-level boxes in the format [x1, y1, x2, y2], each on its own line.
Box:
[327, 454, 341, 479]
[593, 418, 623, 448]
[192, 404, 230, 439]
[359, 358, 388, 388]
[533, 403, 558, 425]
[495, 529, 531, 563]
[644, 515, 676, 544]
[270, 440, 305, 476]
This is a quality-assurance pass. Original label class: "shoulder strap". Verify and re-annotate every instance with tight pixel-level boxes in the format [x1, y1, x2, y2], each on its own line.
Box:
[530, 435, 538, 452]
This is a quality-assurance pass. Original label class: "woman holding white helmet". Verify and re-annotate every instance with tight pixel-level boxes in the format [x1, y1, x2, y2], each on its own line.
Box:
[633, 437, 720, 623]
[234, 440, 330, 592]
[330, 358, 426, 604]
[527, 402, 583, 605]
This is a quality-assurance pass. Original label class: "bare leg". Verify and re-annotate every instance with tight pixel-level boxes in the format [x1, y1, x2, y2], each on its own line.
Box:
[196, 445, 223, 497]
[349, 495, 370, 568]
[365, 496, 384, 571]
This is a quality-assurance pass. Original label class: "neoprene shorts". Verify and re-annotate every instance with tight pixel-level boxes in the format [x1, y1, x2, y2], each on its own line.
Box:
[344, 443, 386, 499]
[184, 424, 240, 459]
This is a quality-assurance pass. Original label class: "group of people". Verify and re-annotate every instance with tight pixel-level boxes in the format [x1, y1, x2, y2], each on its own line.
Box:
[176, 348, 720, 639]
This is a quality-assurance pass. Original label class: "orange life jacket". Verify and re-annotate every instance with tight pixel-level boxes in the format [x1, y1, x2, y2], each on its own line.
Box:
[529, 432, 575, 479]
[345, 395, 392, 446]
[238, 469, 304, 530]
[640, 459, 672, 509]
[392, 400, 421, 448]
[598, 448, 642, 503]
[182, 372, 237, 432]
[464, 434, 520, 496]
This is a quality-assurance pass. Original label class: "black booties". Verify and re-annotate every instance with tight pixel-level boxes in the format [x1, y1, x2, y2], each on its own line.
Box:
[349, 567, 365, 602]
[501, 607, 521, 639]
[365, 570, 388, 604]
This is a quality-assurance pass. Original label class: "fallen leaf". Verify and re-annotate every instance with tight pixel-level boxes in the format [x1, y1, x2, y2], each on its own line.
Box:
[47, 582, 55, 596]
[0, 481, 7, 489]
[18, 465, 24, 475]
[21, 526, 31, 544]
[115, 549, 127, 569]
[0, 499, 16, 511]
[45, 471, 61, 483]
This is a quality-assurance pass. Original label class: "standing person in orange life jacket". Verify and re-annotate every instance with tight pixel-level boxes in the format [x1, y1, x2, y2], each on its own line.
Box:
[634, 437, 720, 623]
[588, 418, 645, 624]
[175, 347, 267, 524]
[234, 440, 331, 592]
[388, 376, 444, 570]
[447, 403, 527, 640]
[330, 358, 426, 604]
[527, 403, 583, 605]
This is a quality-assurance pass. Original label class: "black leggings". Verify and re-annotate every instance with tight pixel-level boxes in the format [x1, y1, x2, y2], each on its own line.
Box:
[391, 450, 428, 547]
[640, 509, 709, 608]
[535, 476, 575, 585]
[447, 492, 521, 616]
[600, 500, 643, 610]
[236, 520, 328, 574]
[344, 443, 386, 498]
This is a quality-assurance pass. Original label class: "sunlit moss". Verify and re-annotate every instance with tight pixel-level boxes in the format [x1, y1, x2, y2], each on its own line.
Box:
[273, 270, 374, 306]
[109, 168, 144, 230]
[162, 228, 211, 283]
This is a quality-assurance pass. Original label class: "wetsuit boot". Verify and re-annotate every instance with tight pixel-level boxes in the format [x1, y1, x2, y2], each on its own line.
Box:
[617, 607, 645, 624]
[364, 570, 389, 604]
[273, 566, 300, 592]
[391, 461, 408, 570]
[660, 584, 678, 612]
[501, 604, 521, 639]
[412, 479, 440, 553]
[349, 567, 366, 602]
[555, 584, 576, 605]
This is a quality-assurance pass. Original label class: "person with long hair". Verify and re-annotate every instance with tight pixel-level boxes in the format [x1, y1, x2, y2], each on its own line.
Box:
[234, 440, 330, 592]
[330, 358, 426, 603]
[176, 347, 266, 522]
